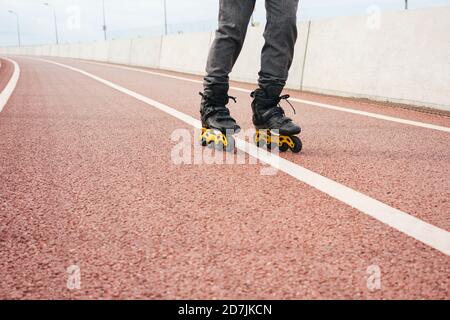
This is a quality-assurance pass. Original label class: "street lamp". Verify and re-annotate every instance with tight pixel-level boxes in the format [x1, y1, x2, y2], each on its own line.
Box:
[43, 3, 59, 44]
[163, 0, 168, 35]
[405, 0, 408, 10]
[102, 0, 107, 40]
[8, 10, 21, 47]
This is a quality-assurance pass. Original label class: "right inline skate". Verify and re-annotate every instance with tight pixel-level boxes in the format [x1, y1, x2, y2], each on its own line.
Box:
[251, 86, 303, 153]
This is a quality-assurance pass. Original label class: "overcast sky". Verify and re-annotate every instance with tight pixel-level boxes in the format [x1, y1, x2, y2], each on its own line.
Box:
[1, 0, 449, 46]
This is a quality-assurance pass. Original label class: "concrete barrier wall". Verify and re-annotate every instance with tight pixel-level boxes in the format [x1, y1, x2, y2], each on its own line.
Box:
[50, 44, 60, 57]
[79, 44, 94, 60]
[229, 27, 264, 84]
[159, 32, 213, 75]
[129, 37, 162, 68]
[91, 41, 109, 62]
[67, 44, 80, 59]
[34, 46, 43, 56]
[1, 6, 449, 111]
[229, 21, 311, 90]
[38, 45, 51, 57]
[108, 39, 132, 65]
[301, 6, 450, 109]
[59, 44, 71, 58]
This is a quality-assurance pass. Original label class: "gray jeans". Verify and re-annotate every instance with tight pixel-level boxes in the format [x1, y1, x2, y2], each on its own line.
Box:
[204, 0, 299, 94]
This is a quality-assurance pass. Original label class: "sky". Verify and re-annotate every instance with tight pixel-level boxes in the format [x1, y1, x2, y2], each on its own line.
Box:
[1, 0, 449, 46]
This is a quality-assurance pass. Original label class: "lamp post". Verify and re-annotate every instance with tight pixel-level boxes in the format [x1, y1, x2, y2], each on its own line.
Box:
[164, 0, 168, 35]
[405, 0, 408, 10]
[43, 3, 59, 44]
[102, 0, 107, 40]
[8, 10, 21, 47]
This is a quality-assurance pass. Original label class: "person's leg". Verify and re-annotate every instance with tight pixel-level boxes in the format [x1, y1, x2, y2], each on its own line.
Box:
[251, 0, 301, 152]
[203, 0, 256, 94]
[199, 0, 256, 144]
[259, 0, 299, 95]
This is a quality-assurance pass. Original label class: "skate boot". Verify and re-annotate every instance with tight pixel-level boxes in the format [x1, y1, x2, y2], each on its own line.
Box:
[251, 86, 302, 153]
[199, 86, 241, 152]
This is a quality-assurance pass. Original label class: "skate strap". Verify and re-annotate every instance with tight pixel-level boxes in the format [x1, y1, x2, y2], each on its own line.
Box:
[266, 107, 294, 126]
[199, 92, 237, 122]
[251, 91, 297, 116]
[199, 92, 237, 105]
[258, 95, 296, 125]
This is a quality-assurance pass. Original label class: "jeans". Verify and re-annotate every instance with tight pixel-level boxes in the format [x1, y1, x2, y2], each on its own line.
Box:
[204, 0, 299, 96]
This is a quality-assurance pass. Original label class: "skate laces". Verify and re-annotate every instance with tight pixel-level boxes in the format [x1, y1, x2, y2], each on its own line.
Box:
[251, 91, 297, 117]
[270, 95, 296, 125]
[279, 95, 296, 115]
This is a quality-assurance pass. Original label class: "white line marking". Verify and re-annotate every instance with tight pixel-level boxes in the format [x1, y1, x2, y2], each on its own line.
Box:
[0, 58, 20, 112]
[59, 58, 450, 133]
[25, 57, 450, 256]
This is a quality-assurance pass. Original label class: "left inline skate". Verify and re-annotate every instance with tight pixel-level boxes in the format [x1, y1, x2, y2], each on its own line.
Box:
[199, 86, 241, 152]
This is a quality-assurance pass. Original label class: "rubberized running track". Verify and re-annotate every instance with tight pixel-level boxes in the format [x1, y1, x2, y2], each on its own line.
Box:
[0, 57, 449, 299]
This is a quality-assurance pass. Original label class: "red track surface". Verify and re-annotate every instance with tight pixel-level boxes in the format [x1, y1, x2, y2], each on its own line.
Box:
[0, 59, 14, 94]
[0, 57, 449, 299]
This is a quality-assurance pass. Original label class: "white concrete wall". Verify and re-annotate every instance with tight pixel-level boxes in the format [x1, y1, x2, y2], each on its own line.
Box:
[290, 21, 311, 90]
[79, 43, 94, 60]
[49, 44, 60, 57]
[40, 45, 51, 56]
[91, 41, 109, 62]
[229, 27, 264, 84]
[129, 37, 162, 68]
[108, 39, 132, 65]
[159, 32, 213, 75]
[229, 22, 311, 90]
[34, 46, 43, 56]
[301, 6, 450, 110]
[68, 44, 81, 59]
[58, 44, 71, 58]
[1, 6, 449, 111]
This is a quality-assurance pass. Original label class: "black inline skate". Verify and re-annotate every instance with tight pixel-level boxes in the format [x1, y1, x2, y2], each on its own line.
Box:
[251, 86, 302, 153]
[199, 86, 241, 152]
